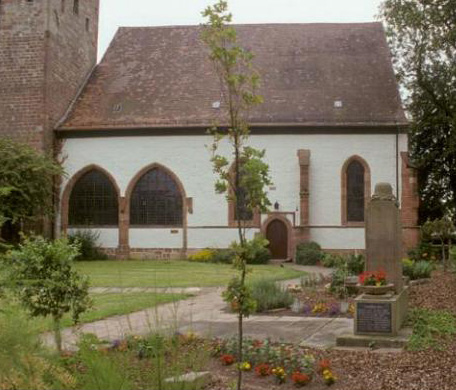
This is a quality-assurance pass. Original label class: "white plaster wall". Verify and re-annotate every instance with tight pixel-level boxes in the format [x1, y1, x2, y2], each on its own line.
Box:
[188, 228, 259, 248]
[61, 132, 408, 249]
[310, 227, 365, 250]
[68, 228, 119, 248]
[129, 228, 183, 248]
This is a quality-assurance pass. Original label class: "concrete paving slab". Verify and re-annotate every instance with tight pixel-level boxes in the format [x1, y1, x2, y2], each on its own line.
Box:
[300, 318, 353, 348]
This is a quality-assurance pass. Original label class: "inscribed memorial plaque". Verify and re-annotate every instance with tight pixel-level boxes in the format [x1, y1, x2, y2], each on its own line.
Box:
[356, 302, 392, 334]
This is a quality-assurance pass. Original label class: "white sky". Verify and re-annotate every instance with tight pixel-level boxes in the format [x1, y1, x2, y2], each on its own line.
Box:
[98, 0, 385, 59]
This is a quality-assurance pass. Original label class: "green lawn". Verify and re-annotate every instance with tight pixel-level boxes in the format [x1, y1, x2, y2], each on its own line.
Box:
[3, 292, 188, 333]
[75, 260, 305, 288]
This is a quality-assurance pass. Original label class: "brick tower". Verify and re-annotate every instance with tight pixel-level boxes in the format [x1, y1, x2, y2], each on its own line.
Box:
[0, 0, 99, 151]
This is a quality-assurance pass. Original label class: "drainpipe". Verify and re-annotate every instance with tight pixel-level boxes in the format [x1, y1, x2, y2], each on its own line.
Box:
[396, 123, 399, 200]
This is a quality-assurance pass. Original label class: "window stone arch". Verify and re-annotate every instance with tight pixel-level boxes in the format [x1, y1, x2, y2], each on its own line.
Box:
[341, 156, 371, 226]
[126, 164, 187, 227]
[61, 165, 120, 231]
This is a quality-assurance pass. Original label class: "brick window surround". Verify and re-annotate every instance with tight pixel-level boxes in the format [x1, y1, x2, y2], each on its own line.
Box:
[341, 155, 371, 227]
[124, 163, 189, 250]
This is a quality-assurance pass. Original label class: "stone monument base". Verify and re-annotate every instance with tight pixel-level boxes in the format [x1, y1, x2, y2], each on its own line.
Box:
[354, 286, 409, 337]
[336, 327, 412, 349]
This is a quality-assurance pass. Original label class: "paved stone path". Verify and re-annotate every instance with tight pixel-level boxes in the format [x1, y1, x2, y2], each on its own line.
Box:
[89, 286, 203, 295]
[43, 265, 350, 350]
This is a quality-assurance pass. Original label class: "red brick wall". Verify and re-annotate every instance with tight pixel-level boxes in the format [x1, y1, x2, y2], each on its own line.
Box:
[401, 152, 420, 252]
[0, 0, 99, 152]
[0, 0, 46, 149]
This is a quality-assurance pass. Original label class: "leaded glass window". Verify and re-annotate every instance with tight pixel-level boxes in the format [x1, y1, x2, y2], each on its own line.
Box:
[69, 170, 118, 226]
[130, 168, 183, 226]
[346, 160, 365, 222]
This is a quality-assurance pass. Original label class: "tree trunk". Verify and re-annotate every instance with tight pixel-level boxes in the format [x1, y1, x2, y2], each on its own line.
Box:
[53, 316, 62, 353]
[441, 239, 447, 271]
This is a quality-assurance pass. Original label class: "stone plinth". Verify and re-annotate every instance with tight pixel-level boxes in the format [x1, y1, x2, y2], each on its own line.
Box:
[354, 287, 409, 337]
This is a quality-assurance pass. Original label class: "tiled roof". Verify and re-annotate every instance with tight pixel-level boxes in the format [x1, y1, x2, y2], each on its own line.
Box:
[59, 23, 407, 131]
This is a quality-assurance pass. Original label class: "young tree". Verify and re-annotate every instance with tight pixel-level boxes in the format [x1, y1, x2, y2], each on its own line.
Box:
[380, 0, 456, 223]
[422, 217, 455, 271]
[201, 2, 272, 388]
[0, 138, 63, 240]
[4, 237, 92, 351]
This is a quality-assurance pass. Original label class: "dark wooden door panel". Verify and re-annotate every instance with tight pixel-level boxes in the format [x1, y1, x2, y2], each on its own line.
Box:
[266, 219, 288, 259]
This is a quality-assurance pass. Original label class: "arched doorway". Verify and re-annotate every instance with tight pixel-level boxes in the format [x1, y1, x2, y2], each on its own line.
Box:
[266, 219, 288, 259]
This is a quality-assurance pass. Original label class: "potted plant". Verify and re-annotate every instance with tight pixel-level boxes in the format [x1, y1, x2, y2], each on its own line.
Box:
[357, 270, 394, 295]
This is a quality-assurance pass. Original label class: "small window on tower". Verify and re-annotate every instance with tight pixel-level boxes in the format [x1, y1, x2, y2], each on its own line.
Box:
[85, 17, 90, 32]
[73, 0, 79, 15]
[61, 0, 65, 13]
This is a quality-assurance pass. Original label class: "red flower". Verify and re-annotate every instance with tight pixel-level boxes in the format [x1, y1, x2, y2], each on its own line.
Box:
[255, 363, 271, 376]
[318, 359, 331, 373]
[359, 270, 387, 286]
[252, 339, 263, 348]
[292, 372, 311, 386]
[221, 354, 235, 365]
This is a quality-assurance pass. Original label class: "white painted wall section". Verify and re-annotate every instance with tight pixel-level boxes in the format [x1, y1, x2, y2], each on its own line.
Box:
[129, 228, 183, 248]
[68, 228, 119, 248]
[188, 228, 259, 248]
[310, 228, 365, 250]
[60, 131, 409, 250]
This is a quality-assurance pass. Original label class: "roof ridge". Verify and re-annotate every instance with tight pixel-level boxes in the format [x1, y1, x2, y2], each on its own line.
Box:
[117, 22, 382, 30]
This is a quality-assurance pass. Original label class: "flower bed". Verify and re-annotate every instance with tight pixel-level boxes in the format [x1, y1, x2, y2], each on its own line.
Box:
[211, 337, 337, 387]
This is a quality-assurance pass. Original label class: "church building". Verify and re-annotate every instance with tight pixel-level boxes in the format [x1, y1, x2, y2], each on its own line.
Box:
[0, 0, 419, 260]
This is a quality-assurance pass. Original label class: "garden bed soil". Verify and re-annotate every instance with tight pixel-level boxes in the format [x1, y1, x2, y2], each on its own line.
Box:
[68, 269, 456, 390]
[209, 269, 456, 390]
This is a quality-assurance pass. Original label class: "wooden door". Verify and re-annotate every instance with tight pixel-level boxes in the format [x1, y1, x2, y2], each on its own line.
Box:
[266, 219, 288, 259]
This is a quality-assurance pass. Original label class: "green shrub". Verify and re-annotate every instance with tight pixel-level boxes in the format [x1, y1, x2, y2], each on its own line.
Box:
[329, 268, 348, 298]
[188, 237, 270, 265]
[346, 254, 365, 275]
[187, 249, 215, 262]
[5, 236, 92, 351]
[402, 258, 434, 280]
[402, 258, 415, 278]
[250, 279, 294, 312]
[412, 260, 434, 279]
[320, 253, 339, 268]
[247, 236, 271, 264]
[408, 241, 439, 262]
[68, 230, 108, 261]
[295, 241, 323, 265]
[212, 248, 235, 264]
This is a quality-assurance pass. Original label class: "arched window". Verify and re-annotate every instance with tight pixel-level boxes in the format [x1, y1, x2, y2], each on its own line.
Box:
[69, 170, 119, 226]
[341, 156, 370, 225]
[130, 168, 183, 226]
[346, 160, 365, 222]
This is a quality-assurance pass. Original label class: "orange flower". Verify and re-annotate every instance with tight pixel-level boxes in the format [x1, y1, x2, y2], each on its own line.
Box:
[221, 354, 235, 365]
[318, 359, 331, 373]
[292, 372, 311, 386]
[255, 363, 271, 376]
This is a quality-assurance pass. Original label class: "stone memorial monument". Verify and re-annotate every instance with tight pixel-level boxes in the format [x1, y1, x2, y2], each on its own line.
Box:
[354, 182, 409, 337]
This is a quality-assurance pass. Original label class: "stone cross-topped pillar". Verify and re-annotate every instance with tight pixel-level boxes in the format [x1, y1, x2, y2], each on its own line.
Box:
[365, 182, 403, 293]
